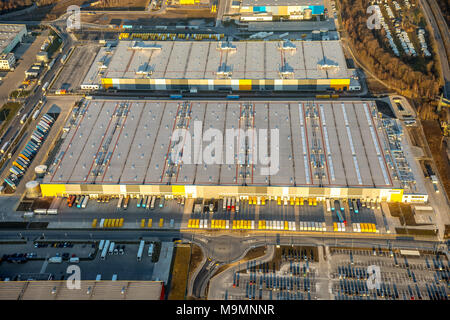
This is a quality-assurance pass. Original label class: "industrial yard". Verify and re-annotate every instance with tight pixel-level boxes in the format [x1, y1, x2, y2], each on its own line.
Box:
[81, 39, 360, 91]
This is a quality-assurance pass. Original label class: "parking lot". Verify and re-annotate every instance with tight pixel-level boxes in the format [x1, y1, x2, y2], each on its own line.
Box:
[209, 244, 449, 300]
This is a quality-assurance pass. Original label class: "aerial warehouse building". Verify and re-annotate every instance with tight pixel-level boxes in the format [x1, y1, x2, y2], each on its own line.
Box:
[40, 98, 427, 204]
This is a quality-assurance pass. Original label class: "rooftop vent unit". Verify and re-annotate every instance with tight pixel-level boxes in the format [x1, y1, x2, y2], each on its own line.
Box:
[217, 41, 237, 52]
[279, 62, 294, 79]
[136, 62, 153, 77]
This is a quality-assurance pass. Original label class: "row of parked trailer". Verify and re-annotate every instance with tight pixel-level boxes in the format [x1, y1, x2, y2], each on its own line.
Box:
[333, 222, 348, 232]
[327, 198, 379, 213]
[66, 195, 89, 208]
[4, 113, 54, 189]
[188, 219, 326, 232]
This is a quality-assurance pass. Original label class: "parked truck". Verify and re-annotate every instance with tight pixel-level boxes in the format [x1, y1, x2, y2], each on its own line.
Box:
[101, 240, 110, 260]
[49, 256, 62, 263]
[42, 82, 49, 91]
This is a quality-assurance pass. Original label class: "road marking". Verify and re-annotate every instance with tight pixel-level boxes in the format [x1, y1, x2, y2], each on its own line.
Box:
[40, 256, 49, 274]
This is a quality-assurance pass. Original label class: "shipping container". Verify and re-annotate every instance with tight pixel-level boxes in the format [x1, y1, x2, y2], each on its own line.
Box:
[42, 82, 49, 91]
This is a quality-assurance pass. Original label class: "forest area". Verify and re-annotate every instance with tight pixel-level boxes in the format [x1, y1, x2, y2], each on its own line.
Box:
[338, 0, 442, 120]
